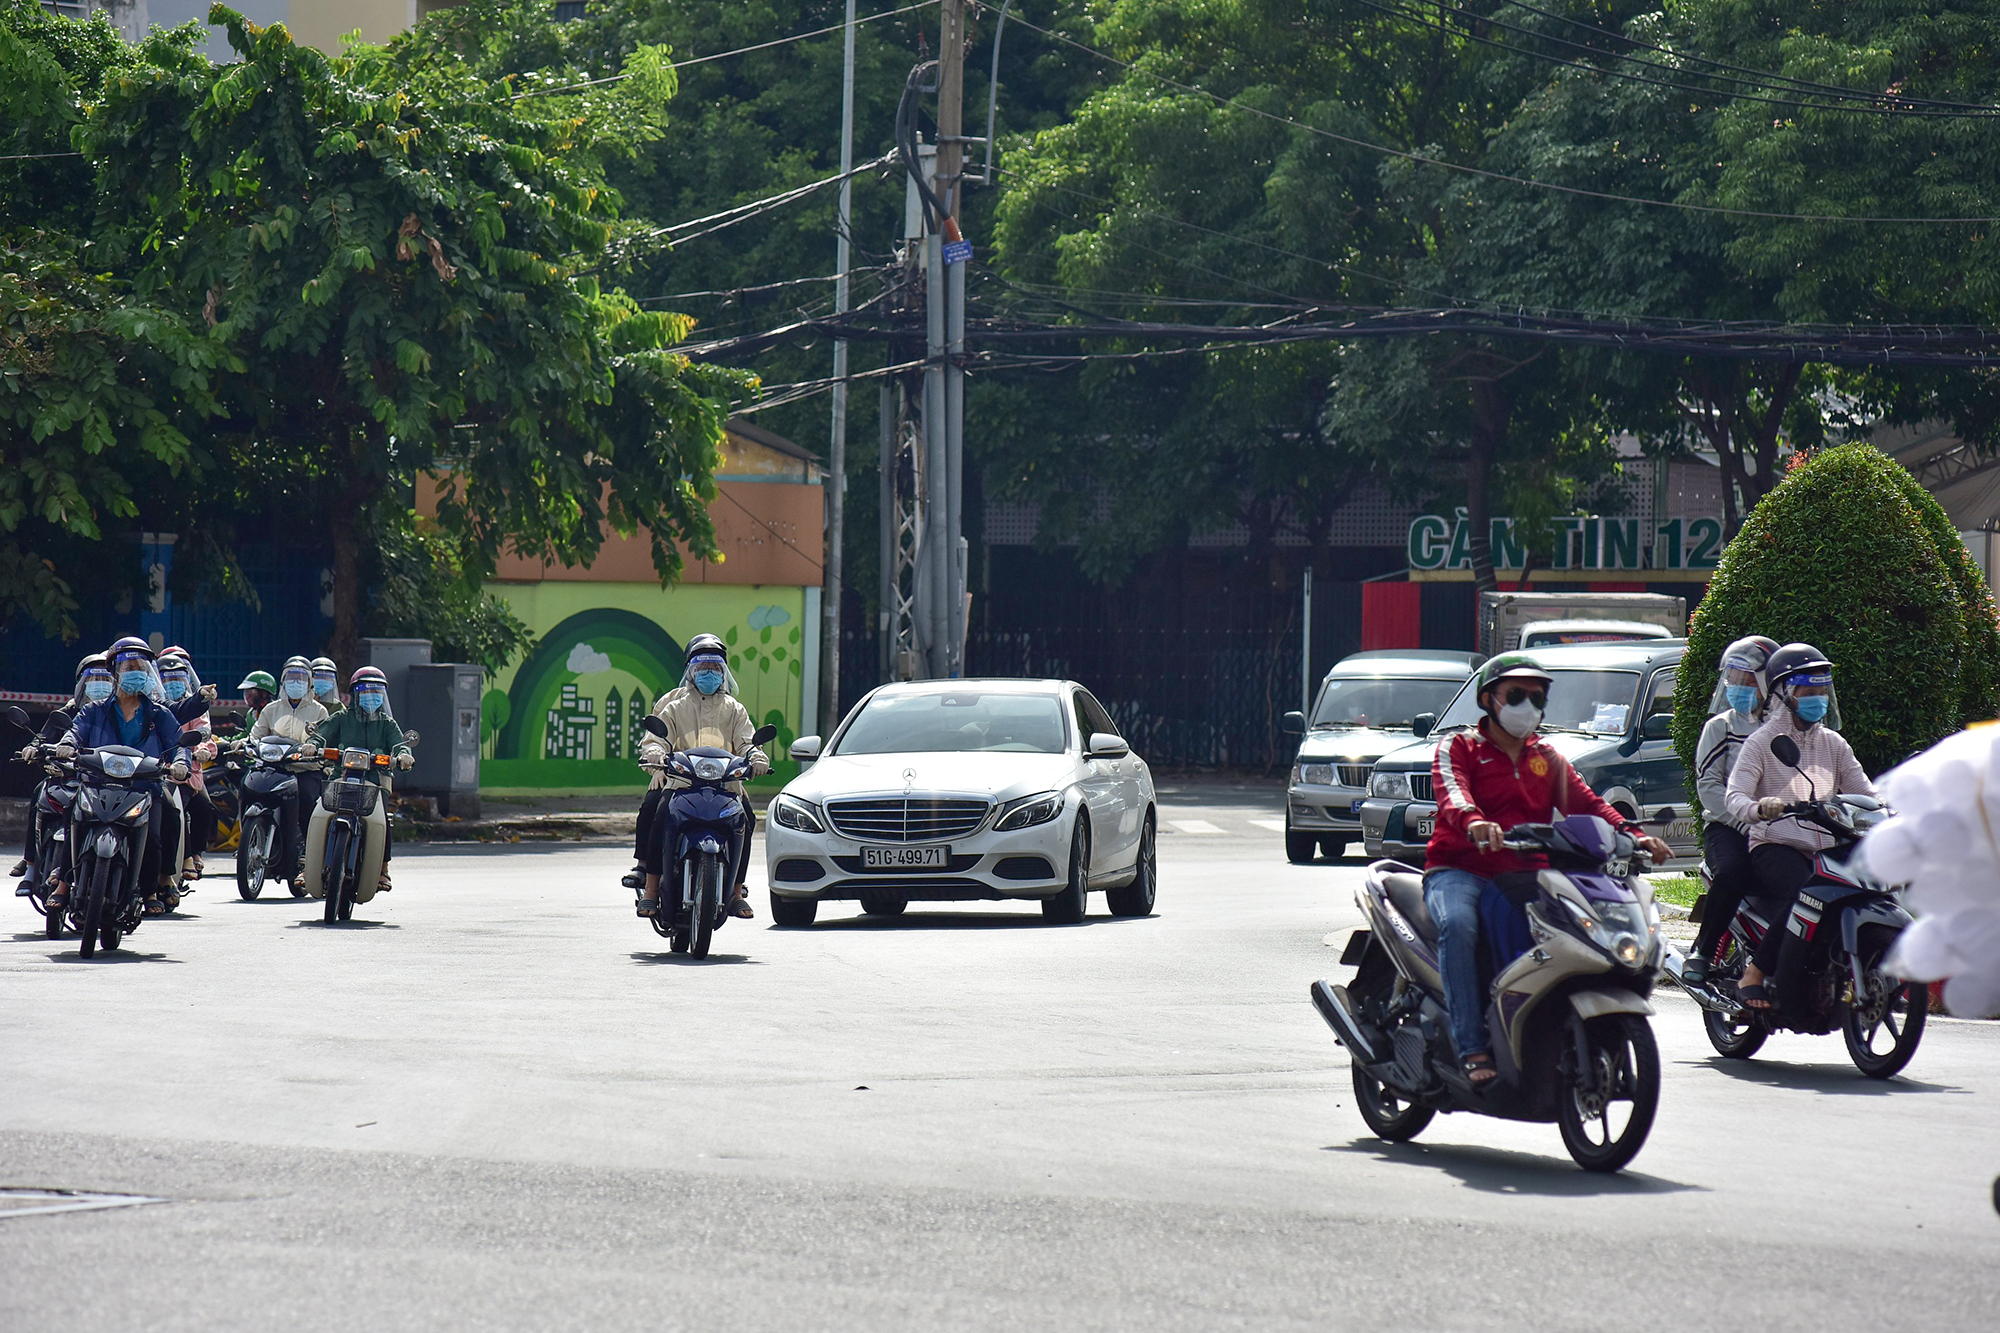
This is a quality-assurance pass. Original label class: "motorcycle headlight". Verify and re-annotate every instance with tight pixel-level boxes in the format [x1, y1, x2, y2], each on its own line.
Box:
[1562, 896, 1655, 967]
[101, 753, 138, 780]
[1370, 770, 1411, 800]
[995, 790, 1064, 831]
[692, 756, 728, 782]
[771, 794, 825, 834]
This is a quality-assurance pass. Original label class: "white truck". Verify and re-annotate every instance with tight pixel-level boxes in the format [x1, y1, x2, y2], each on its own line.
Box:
[1478, 591, 1686, 656]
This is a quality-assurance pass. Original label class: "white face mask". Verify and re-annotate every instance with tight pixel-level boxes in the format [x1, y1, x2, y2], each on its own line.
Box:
[1497, 700, 1543, 739]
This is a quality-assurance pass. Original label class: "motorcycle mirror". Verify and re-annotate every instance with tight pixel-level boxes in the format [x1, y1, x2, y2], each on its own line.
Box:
[1771, 735, 1803, 769]
[402, 730, 420, 747]
[641, 715, 671, 739]
[4, 705, 29, 731]
[750, 723, 779, 747]
[1648, 806, 1677, 826]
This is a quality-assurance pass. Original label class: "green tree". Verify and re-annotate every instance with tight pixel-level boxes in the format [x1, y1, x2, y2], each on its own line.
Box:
[1671, 444, 1996, 775]
[81, 8, 751, 665]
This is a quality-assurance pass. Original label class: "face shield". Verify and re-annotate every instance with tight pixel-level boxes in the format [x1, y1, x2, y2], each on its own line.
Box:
[351, 681, 394, 721]
[159, 656, 204, 706]
[280, 664, 312, 704]
[1775, 668, 1841, 730]
[111, 650, 165, 703]
[680, 654, 738, 697]
[1708, 639, 1773, 715]
[77, 666, 115, 709]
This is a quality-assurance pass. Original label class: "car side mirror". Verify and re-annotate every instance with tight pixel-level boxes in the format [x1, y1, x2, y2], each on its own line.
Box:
[750, 723, 779, 747]
[789, 735, 822, 761]
[1088, 732, 1130, 759]
[641, 714, 671, 739]
[1280, 710, 1306, 736]
[1771, 734, 1802, 768]
[1410, 712, 1435, 740]
[1641, 712, 1674, 740]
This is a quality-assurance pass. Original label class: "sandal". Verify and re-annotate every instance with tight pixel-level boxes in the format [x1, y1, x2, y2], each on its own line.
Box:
[729, 892, 755, 920]
[635, 896, 660, 917]
[1737, 983, 1772, 1010]
[1461, 1052, 1498, 1086]
[1681, 956, 1709, 988]
[620, 864, 647, 890]
[144, 896, 166, 916]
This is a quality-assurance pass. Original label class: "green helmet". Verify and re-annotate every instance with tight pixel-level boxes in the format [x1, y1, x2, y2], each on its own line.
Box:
[237, 670, 277, 694]
[1476, 652, 1554, 700]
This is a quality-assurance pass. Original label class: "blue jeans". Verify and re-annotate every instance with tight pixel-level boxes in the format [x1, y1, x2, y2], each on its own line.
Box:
[1424, 868, 1502, 1059]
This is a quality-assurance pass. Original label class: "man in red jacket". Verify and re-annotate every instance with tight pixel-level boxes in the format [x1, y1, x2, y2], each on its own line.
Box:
[1427, 654, 1672, 1085]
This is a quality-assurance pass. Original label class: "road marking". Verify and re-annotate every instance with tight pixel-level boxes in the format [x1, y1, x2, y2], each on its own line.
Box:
[1249, 819, 1288, 832]
[0, 1189, 166, 1221]
[1166, 819, 1223, 835]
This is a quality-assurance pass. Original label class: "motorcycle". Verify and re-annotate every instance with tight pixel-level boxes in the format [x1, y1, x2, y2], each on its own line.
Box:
[4, 705, 76, 936]
[1314, 813, 1665, 1172]
[303, 731, 417, 924]
[61, 743, 174, 958]
[1663, 734, 1924, 1079]
[637, 716, 777, 959]
[227, 730, 322, 901]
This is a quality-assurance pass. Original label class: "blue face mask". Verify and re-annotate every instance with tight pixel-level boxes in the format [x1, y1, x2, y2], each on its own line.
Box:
[1725, 684, 1757, 715]
[119, 671, 150, 696]
[284, 678, 307, 701]
[1795, 695, 1829, 723]
[84, 680, 113, 704]
[693, 669, 725, 696]
[313, 678, 337, 699]
[356, 690, 385, 713]
[163, 678, 188, 702]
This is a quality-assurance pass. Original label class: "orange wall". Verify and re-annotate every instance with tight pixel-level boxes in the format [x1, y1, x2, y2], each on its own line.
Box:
[416, 476, 823, 588]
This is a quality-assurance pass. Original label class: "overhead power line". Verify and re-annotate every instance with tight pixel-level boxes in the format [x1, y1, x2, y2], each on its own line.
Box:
[621, 152, 898, 250]
[1002, 11, 2000, 224]
[513, 1, 939, 98]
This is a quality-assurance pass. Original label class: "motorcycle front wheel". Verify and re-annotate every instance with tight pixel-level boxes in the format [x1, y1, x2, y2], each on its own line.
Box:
[321, 825, 348, 925]
[1844, 942, 1927, 1079]
[1351, 1061, 1434, 1142]
[689, 852, 722, 960]
[237, 816, 267, 901]
[76, 854, 104, 960]
[1558, 1014, 1659, 1173]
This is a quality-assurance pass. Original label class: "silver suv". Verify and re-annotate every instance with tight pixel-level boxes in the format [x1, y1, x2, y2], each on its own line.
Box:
[1279, 650, 1481, 862]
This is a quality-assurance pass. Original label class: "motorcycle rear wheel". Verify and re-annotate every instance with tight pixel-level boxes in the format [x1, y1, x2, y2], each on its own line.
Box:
[1701, 938, 1768, 1059]
[1844, 943, 1927, 1079]
[1558, 1014, 1659, 1173]
[1351, 1061, 1434, 1142]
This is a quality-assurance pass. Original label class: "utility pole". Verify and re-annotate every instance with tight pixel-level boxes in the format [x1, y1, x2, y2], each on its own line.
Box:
[935, 0, 970, 677]
[823, 0, 857, 730]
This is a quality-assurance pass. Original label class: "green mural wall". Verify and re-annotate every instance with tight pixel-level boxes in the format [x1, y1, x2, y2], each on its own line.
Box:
[479, 581, 806, 792]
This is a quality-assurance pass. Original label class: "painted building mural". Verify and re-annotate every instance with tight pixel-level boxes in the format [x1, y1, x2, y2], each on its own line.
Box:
[478, 582, 807, 793]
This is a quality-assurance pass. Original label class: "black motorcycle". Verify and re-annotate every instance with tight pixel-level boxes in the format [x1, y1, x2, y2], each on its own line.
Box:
[5, 705, 76, 936]
[63, 744, 170, 958]
[637, 716, 776, 959]
[227, 733, 320, 900]
[1668, 734, 1926, 1079]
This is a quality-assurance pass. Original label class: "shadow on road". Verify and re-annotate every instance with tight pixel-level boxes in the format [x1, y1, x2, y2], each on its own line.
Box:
[629, 951, 762, 966]
[1681, 1056, 1968, 1096]
[283, 919, 402, 930]
[45, 950, 182, 964]
[796, 912, 1150, 932]
[1324, 1139, 1706, 1196]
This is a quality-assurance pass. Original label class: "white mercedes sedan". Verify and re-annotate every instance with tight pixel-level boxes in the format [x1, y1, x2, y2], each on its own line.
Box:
[764, 679, 1158, 926]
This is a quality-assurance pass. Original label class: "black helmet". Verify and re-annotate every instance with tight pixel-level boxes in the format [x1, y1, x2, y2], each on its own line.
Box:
[686, 632, 727, 661]
[1764, 642, 1833, 692]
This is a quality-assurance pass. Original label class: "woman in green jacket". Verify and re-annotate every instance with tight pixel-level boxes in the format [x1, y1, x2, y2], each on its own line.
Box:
[307, 667, 414, 892]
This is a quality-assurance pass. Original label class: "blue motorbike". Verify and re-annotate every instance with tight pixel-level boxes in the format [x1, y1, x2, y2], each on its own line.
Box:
[638, 716, 777, 959]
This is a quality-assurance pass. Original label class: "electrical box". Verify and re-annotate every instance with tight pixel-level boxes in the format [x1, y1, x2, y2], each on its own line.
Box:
[401, 663, 484, 819]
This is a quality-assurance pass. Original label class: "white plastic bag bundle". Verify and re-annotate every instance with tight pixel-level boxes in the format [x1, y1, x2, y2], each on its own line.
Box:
[1862, 724, 2000, 1017]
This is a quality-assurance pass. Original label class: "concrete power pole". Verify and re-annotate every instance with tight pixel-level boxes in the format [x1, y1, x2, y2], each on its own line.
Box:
[935, 0, 971, 678]
[824, 0, 857, 730]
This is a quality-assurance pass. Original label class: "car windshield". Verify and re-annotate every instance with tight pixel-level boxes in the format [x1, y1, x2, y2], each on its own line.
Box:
[833, 691, 1069, 755]
[1431, 669, 1644, 736]
[1311, 677, 1464, 730]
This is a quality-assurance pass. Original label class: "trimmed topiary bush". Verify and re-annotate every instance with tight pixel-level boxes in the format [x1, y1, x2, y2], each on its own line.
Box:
[1672, 443, 1994, 778]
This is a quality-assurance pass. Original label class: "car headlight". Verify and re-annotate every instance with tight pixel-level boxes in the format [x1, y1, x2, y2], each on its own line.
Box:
[995, 790, 1064, 831]
[771, 794, 825, 834]
[1369, 770, 1411, 800]
[1301, 763, 1334, 786]
[1562, 896, 1655, 967]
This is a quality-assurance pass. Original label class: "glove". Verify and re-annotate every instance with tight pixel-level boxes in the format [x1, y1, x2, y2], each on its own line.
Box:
[51, 743, 75, 760]
[168, 761, 190, 781]
[1757, 796, 1789, 820]
[395, 752, 415, 771]
[194, 741, 217, 761]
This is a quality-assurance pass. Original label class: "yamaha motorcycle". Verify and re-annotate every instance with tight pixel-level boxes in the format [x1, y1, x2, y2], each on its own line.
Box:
[637, 716, 777, 959]
[1315, 814, 1665, 1172]
[62, 744, 171, 958]
[227, 733, 320, 900]
[1663, 735, 1924, 1079]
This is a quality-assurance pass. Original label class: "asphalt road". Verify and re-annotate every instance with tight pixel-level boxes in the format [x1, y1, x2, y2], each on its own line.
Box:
[3, 779, 1997, 1330]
